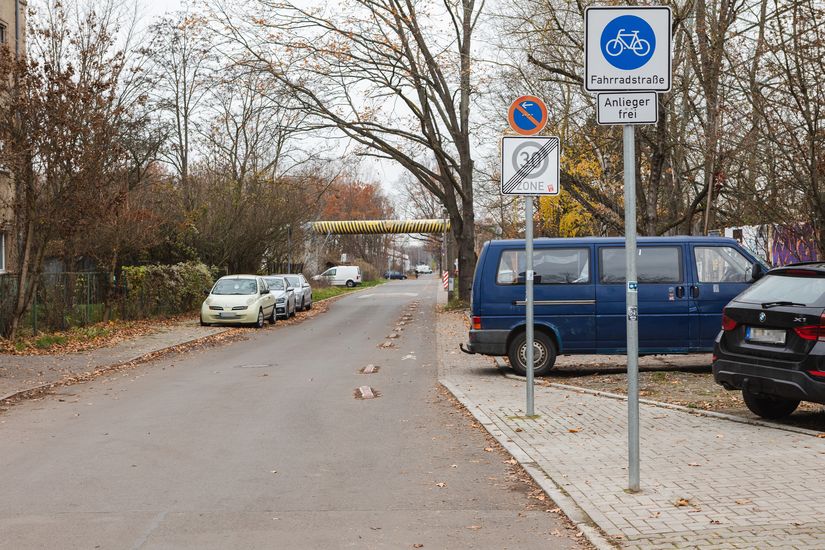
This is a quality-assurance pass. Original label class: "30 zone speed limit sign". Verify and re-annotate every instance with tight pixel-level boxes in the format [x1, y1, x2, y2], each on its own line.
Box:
[501, 136, 561, 196]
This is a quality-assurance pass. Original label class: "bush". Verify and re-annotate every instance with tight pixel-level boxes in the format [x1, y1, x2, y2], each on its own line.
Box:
[121, 262, 214, 318]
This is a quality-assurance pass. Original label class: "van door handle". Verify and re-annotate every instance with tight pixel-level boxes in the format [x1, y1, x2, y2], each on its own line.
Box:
[691, 285, 700, 298]
[675, 286, 685, 299]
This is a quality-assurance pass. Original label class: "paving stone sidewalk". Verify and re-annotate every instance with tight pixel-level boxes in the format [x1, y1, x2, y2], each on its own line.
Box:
[437, 309, 825, 549]
[0, 320, 228, 399]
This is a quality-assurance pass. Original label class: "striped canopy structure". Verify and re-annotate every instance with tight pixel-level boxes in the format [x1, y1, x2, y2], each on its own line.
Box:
[311, 219, 450, 235]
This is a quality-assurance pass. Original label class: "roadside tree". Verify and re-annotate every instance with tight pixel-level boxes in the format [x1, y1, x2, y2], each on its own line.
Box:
[210, 0, 484, 301]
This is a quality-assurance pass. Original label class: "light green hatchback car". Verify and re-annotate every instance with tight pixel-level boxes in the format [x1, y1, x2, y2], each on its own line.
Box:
[200, 275, 277, 328]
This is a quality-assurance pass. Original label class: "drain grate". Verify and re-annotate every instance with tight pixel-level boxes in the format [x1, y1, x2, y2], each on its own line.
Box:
[359, 365, 380, 374]
[234, 363, 274, 369]
[354, 386, 380, 399]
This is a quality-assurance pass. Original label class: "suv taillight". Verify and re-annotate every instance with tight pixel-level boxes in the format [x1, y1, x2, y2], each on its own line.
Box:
[721, 310, 737, 331]
[472, 316, 482, 330]
[793, 313, 825, 341]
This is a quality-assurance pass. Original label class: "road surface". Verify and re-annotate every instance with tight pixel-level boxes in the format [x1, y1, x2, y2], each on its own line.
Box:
[0, 278, 581, 549]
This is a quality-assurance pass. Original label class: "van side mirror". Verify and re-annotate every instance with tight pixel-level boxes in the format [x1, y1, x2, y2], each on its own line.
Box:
[751, 263, 765, 281]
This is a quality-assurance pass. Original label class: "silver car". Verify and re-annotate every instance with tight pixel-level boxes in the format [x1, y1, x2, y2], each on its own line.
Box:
[274, 273, 312, 311]
[263, 276, 296, 319]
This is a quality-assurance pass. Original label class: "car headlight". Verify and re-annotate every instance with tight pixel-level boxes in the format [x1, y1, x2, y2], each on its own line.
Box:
[209, 306, 223, 311]
[276, 297, 285, 303]
[232, 305, 248, 311]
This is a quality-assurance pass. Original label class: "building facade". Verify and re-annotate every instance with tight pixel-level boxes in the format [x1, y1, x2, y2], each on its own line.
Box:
[0, 0, 25, 273]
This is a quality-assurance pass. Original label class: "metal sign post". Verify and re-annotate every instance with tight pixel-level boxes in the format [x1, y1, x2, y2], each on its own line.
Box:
[502, 97, 558, 417]
[585, 5, 672, 493]
[623, 125, 640, 492]
[524, 197, 535, 416]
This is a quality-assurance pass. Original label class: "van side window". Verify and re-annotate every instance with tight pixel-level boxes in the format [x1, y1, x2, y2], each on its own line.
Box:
[497, 248, 590, 285]
[694, 246, 752, 283]
[599, 247, 682, 283]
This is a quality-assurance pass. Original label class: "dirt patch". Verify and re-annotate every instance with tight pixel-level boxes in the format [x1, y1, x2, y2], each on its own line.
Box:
[528, 361, 825, 431]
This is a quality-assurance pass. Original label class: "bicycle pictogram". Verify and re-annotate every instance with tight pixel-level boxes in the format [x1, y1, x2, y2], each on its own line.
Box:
[599, 14, 656, 71]
[605, 29, 651, 57]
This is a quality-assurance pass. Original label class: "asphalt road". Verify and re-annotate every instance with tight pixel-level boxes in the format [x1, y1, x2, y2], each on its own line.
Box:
[0, 278, 581, 549]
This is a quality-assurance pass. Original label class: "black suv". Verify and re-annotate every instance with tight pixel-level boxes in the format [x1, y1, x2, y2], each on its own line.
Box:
[713, 263, 825, 419]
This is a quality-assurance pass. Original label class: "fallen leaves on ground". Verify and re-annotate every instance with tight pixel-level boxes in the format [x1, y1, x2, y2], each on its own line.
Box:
[568, 427, 581, 433]
[675, 498, 692, 507]
[435, 482, 446, 488]
[0, 318, 166, 356]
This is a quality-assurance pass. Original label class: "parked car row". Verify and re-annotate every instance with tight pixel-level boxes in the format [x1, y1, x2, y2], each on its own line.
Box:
[200, 272, 313, 328]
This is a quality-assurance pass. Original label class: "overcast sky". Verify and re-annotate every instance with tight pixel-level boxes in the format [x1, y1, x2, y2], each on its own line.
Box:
[132, 0, 411, 202]
[140, 0, 184, 18]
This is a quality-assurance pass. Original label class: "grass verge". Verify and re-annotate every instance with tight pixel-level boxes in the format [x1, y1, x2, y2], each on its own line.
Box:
[312, 278, 386, 302]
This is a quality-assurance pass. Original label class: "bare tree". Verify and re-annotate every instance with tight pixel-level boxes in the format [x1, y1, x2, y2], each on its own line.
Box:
[209, 0, 485, 301]
[144, 11, 213, 211]
[0, 2, 130, 337]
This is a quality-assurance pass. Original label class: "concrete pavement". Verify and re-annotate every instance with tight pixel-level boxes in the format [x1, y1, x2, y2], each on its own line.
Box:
[437, 308, 825, 549]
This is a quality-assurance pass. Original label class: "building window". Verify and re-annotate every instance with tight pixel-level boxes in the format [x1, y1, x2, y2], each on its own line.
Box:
[0, 24, 6, 45]
[0, 232, 5, 273]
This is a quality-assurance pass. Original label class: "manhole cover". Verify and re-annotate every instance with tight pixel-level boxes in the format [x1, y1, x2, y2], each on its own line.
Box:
[354, 386, 380, 399]
[359, 365, 380, 374]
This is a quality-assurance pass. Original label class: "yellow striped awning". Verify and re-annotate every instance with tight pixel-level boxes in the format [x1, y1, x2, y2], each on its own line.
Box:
[311, 219, 450, 235]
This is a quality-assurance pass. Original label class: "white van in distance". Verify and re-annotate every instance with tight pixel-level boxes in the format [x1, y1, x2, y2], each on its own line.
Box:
[312, 265, 362, 287]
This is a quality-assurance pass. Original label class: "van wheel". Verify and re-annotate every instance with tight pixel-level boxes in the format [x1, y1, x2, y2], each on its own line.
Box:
[742, 388, 799, 419]
[507, 331, 556, 377]
[346, 280, 355, 287]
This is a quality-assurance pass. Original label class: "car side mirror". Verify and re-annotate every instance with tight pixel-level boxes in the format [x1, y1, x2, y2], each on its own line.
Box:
[204, 289, 210, 296]
[751, 263, 765, 281]
[303, 283, 310, 288]
[262, 288, 270, 294]
[287, 286, 293, 292]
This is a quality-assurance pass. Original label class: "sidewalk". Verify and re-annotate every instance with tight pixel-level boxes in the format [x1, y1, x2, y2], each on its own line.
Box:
[0, 320, 229, 400]
[437, 309, 825, 549]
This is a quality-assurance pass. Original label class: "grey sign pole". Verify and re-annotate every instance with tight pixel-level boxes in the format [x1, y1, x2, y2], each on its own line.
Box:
[525, 196, 535, 416]
[623, 124, 640, 492]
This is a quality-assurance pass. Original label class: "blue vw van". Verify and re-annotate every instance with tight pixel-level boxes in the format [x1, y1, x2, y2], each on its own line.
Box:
[462, 236, 767, 375]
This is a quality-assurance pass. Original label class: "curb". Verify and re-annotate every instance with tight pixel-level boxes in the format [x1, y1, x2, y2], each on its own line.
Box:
[494, 358, 825, 438]
[440, 379, 617, 550]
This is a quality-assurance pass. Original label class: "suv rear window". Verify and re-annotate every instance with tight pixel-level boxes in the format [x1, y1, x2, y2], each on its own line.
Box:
[737, 273, 825, 306]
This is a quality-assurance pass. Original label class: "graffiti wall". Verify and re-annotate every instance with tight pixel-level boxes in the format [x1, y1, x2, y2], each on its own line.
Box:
[725, 223, 820, 267]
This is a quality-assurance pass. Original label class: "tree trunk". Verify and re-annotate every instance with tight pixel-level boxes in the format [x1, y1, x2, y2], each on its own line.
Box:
[7, 219, 34, 339]
[453, 189, 477, 303]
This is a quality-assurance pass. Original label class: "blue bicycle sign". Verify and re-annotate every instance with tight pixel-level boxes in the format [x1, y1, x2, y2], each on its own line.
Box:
[600, 15, 655, 70]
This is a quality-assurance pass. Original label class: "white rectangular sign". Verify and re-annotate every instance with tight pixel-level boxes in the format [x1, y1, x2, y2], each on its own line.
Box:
[584, 6, 672, 93]
[597, 92, 658, 125]
[501, 136, 560, 196]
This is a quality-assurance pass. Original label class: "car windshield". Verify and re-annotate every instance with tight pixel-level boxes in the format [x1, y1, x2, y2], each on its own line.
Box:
[212, 279, 258, 295]
[286, 276, 300, 287]
[737, 273, 825, 306]
[264, 278, 285, 290]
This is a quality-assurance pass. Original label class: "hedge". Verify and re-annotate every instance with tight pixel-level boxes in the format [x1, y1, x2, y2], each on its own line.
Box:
[121, 262, 214, 319]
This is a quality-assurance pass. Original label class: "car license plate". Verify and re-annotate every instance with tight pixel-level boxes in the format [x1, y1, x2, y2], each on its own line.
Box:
[746, 326, 786, 345]
[218, 312, 237, 319]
